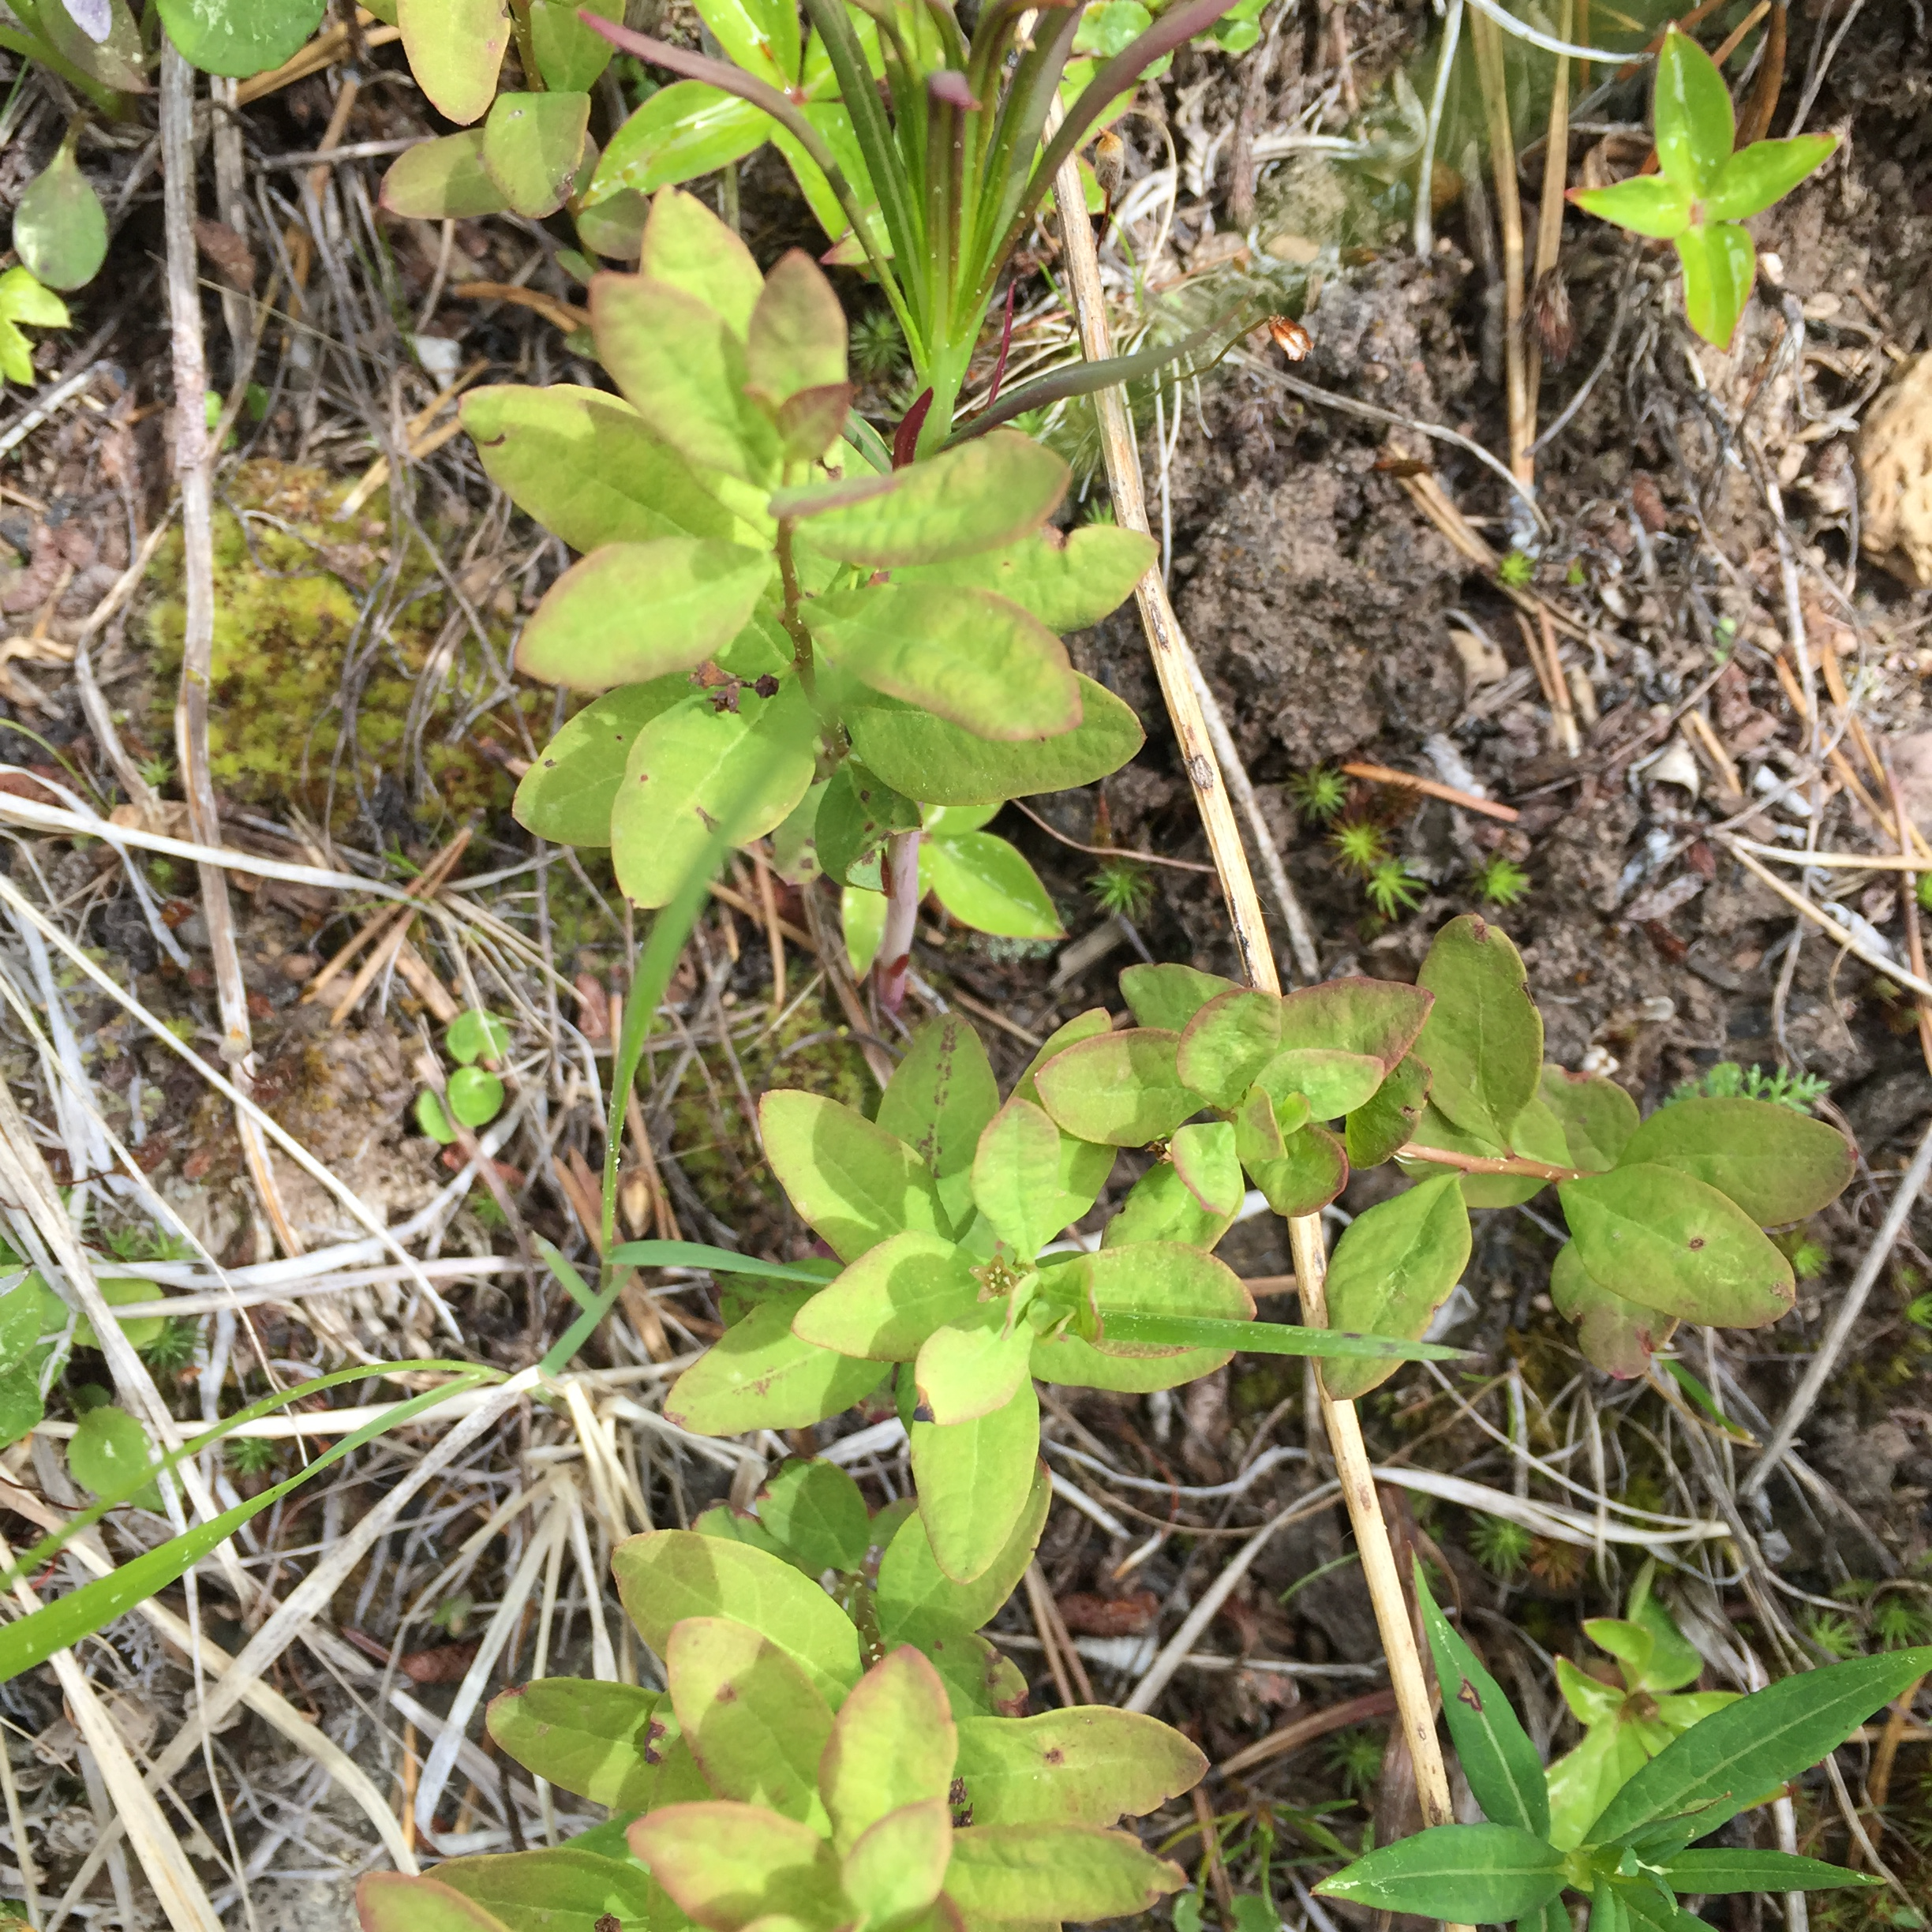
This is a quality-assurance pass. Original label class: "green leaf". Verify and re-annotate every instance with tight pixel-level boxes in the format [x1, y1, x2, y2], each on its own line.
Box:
[481, 90, 590, 216]
[1417, 915, 1543, 1146]
[398, 0, 510, 123]
[1314, 1824, 1567, 1921]
[0, 1364, 43, 1450]
[972, 1099, 1069, 1258]
[587, 80, 773, 202]
[1541, 1067, 1638, 1174]
[1517, 1898, 1571, 1932]
[637, 183, 766, 333]
[747, 248, 845, 409]
[664, 1289, 889, 1433]
[0, 266, 66, 331]
[605, 1241, 839, 1288]
[694, 0, 799, 82]
[530, 0, 617, 88]
[1244, 1122, 1349, 1219]
[809, 586, 1078, 741]
[1033, 1029, 1202, 1146]
[1616, 1098, 1852, 1226]
[1653, 24, 1734, 195]
[1033, 1242, 1251, 1393]
[447, 1011, 510, 1064]
[1095, 1316, 1468, 1364]
[1548, 1719, 1655, 1854]
[158, 0, 323, 75]
[847, 676, 1143, 807]
[1101, 1159, 1234, 1253]
[1414, 1560, 1548, 1837]
[1119, 963, 1236, 1032]
[1674, 222, 1755, 351]
[610, 683, 817, 908]
[485, 1679, 696, 1810]
[358, 1874, 511, 1932]
[667, 1616, 833, 1825]
[1704, 135, 1837, 222]
[893, 526, 1155, 631]
[1232, 1081, 1286, 1172]
[943, 1824, 1186, 1921]
[955, 1710, 1206, 1826]
[811, 759, 919, 886]
[908, 1380, 1040, 1584]
[1627, 1572, 1705, 1693]
[69, 1405, 159, 1508]
[761, 1091, 948, 1262]
[1346, 1054, 1431, 1168]
[874, 1464, 1049, 1641]
[0, 1276, 46, 1371]
[1170, 1121, 1242, 1217]
[1013, 1006, 1114, 1103]
[1551, 1241, 1676, 1380]
[519, 538, 773, 691]
[1320, 1174, 1472, 1402]
[1570, 174, 1693, 240]
[13, 144, 107, 293]
[611, 1529, 863, 1702]
[593, 274, 778, 483]
[754, 1458, 871, 1574]
[1657, 1851, 1878, 1895]
[927, 833, 1064, 938]
[876, 1015, 999, 1181]
[461, 384, 751, 550]
[1174, 990, 1280, 1108]
[915, 1308, 1035, 1425]
[794, 1232, 982, 1361]
[631, 1800, 841, 1930]
[1253, 1047, 1387, 1123]
[779, 432, 1068, 565]
[842, 1802, 953, 1929]
[1278, 977, 1435, 1069]
[820, 1645, 957, 1851]
[434, 1846, 657, 1932]
[1559, 1166, 1794, 1328]
[380, 133, 512, 218]
[1586, 1649, 1932, 1849]
[447, 1065, 504, 1128]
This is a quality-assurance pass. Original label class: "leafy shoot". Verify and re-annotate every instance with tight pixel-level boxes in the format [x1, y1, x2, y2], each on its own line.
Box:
[1290, 766, 1349, 822]
[1668, 1060, 1829, 1114]
[1089, 856, 1155, 921]
[1473, 856, 1531, 908]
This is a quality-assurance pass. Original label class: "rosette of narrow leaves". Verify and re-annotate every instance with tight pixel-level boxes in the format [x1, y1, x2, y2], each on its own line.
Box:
[358, 1521, 1206, 1932]
[1569, 26, 1837, 350]
[1313, 1560, 1925, 1931]
[468, 187, 1154, 909]
[1544, 1567, 1739, 1852]
[653, 1011, 1466, 1582]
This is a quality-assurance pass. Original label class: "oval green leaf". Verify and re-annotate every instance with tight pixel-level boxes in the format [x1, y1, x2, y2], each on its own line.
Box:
[1616, 1096, 1852, 1225]
[1314, 1823, 1565, 1921]
[893, 524, 1155, 631]
[481, 90, 592, 217]
[908, 1380, 1039, 1584]
[13, 146, 107, 293]
[398, 0, 510, 124]
[664, 1289, 889, 1432]
[760, 1091, 947, 1263]
[1032, 1028, 1201, 1146]
[158, 0, 324, 75]
[512, 679, 691, 847]
[1416, 914, 1542, 1147]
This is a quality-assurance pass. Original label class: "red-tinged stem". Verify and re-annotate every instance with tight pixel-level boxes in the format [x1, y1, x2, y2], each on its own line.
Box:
[987, 279, 1017, 407]
[874, 828, 922, 1013]
[893, 388, 934, 469]
[1398, 1143, 1581, 1182]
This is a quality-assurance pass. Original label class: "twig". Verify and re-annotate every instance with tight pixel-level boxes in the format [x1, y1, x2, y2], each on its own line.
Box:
[1468, 2, 1532, 485]
[163, 43, 301, 1260]
[1342, 759, 1521, 824]
[1054, 140, 1470, 1892]
[1413, 0, 1466, 258]
[1190, 1785, 1235, 1919]
[1008, 796, 1217, 872]
[1522, 0, 1574, 461]
[1219, 1687, 1402, 1777]
[451, 283, 591, 333]
[1743, 1112, 1932, 1499]
[1718, 839, 1932, 999]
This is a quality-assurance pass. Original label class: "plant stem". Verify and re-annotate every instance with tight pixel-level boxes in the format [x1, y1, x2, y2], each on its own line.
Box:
[1398, 1142, 1580, 1181]
[1469, 3, 1531, 489]
[874, 828, 922, 1014]
[507, 0, 542, 86]
[1049, 140, 1472, 1921]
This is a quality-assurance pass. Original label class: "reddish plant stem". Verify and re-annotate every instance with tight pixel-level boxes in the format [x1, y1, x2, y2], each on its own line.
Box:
[874, 828, 921, 1013]
[1398, 1143, 1582, 1182]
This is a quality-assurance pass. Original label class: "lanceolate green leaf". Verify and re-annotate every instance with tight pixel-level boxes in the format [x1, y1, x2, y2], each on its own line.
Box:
[662, 1289, 889, 1432]
[1704, 136, 1837, 222]
[431, 1847, 657, 1932]
[1568, 174, 1692, 238]
[876, 1015, 1000, 1178]
[610, 1530, 863, 1702]
[847, 676, 1144, 807]
[908, 1380, 1040, 1584]
[516, 537, 773, 689]
[760, 1091, 948, 1261]
[1320, 1173, 1471, 1402]
[1653, 24, 1733, 194]
[1313, 1824, 1565, 1922]
[1674, 221, 1754, 354]
[605, 1240, 837, 1287]
[1095, 1314, 1468, 1362]
[1414, 1560, 1548, 1837]
[589, 79, 773, 201]
[942, 1824, 1186, 1921]
[809, 584, 1079, 740]
[1559, 1166, 1793, 1329]
[819, 1646, 957, 1852]
[1416, 915, 1543, 1147]
[1585, 1648, 1932, 1849]
[1616, 1098, 1852, 1225]
[955, 1710, 1206, 1826]
[1656, 1850, 1879, 1895]
[485, 1679, 693, 1810]
[893, 525, 1155, 631]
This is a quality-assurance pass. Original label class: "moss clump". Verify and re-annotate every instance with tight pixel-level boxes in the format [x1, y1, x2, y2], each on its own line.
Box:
[144, 461, 541, 829]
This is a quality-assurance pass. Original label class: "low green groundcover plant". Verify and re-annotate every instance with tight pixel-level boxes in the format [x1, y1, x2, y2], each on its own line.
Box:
[356, 1500, 1205, 1932]
[1316, 1561, 1930, 1932]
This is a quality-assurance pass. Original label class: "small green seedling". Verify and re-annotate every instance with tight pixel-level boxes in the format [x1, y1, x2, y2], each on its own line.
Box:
[1570, 26, 1838, 350]
[1290, 766, 1349, 822]
[0, 268, 69, 388]
[1666, 1060, 1829, 1114]
[1497, 549, 1536, 589]
[1089, 854, 1155, 922]
[1544, 1563, 1738, 1850]
[1316, 1560, 1928, 1927]
[416, 1011, 511, 1142]
[1473, 856, 1530, 909]
[355, 1516, 1206, 1932]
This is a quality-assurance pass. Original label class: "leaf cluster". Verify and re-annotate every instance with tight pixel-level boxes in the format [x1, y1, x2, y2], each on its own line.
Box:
[417, 1011, 512, 1143]
[1316, 1562, 1929, 1932]
[1570, 28, 1837, 349]
[357, 1515, 1207, 1932]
